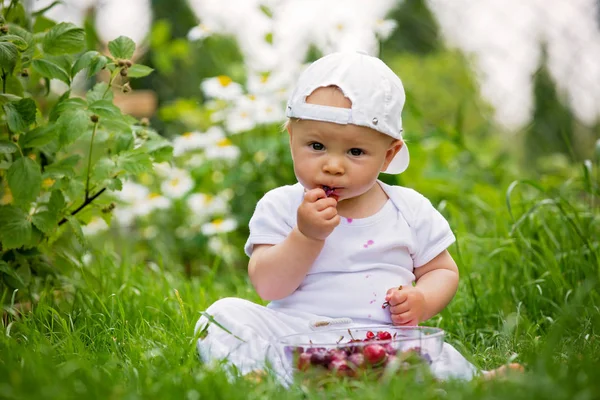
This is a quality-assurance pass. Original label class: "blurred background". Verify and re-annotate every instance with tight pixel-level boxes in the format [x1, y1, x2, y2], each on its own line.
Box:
[29, 0, 600, 277]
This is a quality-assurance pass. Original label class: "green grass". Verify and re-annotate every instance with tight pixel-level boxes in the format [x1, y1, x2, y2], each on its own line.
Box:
[1, 174, 599, 399]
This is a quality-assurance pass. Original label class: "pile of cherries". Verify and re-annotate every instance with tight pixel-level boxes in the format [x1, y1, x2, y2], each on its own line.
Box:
[289, 330, 432, 377]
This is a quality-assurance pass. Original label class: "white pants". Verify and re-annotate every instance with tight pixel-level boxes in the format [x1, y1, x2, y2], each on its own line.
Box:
[195, 297, 480, 385]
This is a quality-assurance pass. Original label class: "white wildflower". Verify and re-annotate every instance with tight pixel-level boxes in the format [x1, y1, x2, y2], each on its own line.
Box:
[204, 138, 241, 161]
[201, 218, 238, 235]
[187, 23, 213, 41]
[161, 169, 194, 199]
[201, 76, 243, 101]
[82, 216, 109, 236]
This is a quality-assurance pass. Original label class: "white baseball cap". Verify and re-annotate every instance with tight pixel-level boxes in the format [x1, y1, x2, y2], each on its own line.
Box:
[286, 51, 408, 174]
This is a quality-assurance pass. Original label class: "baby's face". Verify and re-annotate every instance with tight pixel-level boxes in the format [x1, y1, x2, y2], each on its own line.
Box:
[288, 115, 399, 203]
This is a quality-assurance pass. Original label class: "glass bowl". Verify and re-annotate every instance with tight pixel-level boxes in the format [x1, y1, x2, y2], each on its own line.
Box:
[275, 325, 444, 380]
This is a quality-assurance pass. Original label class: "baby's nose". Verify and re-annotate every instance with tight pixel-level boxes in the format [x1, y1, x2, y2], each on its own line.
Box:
[322, 157, 344, 175]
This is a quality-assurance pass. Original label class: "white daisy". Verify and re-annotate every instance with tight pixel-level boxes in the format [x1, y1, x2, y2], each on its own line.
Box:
[161, 168, 194, 199]
[201, 218, 238, 236]
[225, 98, 257, 134]
[172, 131, 207, 156]
[374, 19, 397, 40]
[201, 76, 243, 101]
[82, 216, 109, 236]
[136, 193, 171, 216]
[115, 181, 149, 204]
[204, 138, 241, 161]
[187, 23, 213, 41]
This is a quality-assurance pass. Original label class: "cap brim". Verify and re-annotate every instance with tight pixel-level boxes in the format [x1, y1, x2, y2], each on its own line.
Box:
[382, 143, 409, 174]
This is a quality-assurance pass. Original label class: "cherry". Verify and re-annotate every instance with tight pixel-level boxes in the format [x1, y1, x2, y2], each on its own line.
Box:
[376, 331, 392, 341]
[363, 344, 388, 365]
[297, 352, 311, 371]
[330, 349, 347, 362]
[310, 350, 332, 366]
[347, 352, 365, 369]
[365, 331, 375, 340]
[328, 359, 351, 376]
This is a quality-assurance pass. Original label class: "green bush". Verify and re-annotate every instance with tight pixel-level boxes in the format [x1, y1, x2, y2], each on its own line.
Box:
[0, 2, 172, 301]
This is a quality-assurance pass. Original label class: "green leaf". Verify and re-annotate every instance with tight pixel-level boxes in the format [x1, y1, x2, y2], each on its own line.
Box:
[12, 263, 32, 288]
[0, 34, 28, 51]
[115, 132, 134, 153]
[71, 50, 99, 77]
[47, 189, 65, 216]
[66, 216, 85, 246]
[0, 206, 32, 250]
[0, 140, 18, 153]
[0, 93, 21, 105]
[107, 177, 123, 191]
[20, 123, 58, 148]
[88, 55, 108, 77]
[0, 41, 19, 72]
[0, 261, 25, 288]
[50, 95, 87, 122]
[32, 58, 70, 84]
[127, 64, 154, 78]
[7, 24, 33, 45]
[33, 1, 63, 16]
[86, 82, 112, 103]
[116, 151, 152, 175]
[7, 157, 42, 205]
[42, 22, 85, 55]
[44, 155, 81, 177]
[108, 36, 136, 59]
[58, 108, 90, 146]
[0, 160, 11, 170]
[31, 210, 56, 234]
[3, 98, 37, 133]
[88, 99, 121, 118]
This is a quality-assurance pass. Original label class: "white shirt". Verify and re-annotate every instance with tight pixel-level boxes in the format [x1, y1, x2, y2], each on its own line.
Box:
[244, 180, 455, 324]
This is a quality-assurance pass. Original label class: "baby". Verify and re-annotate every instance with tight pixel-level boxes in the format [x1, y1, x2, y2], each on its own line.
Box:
[195, 51, 520, 383]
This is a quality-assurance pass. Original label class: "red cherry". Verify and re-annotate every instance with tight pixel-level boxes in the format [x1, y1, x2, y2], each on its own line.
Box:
[363, 344, 388, 365]
[376, 331, 392, 341]
[347, 352, 365, 368]
[365, 331, 375, 340]
[328, 359, 351, 376]
[297, 352, 311, 371]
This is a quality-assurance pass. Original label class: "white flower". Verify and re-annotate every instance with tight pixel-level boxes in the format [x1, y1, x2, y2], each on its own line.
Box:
[207, 236, 225, 253]
[136, 193, 171, 216]
[187, 193, 229, 225]
[161, 169, 194, 199]
[225, 98, 257, 134]
[201, 218, 238, 235]
[187, 23, 213, 41]
[113, 206, 136, 226]
[374, 19, 397, 40]
[82, 216, 109, 236]
[254, 97, 285, 124]
[172, 131, 207, 156]
[185, 154, 206, 168]
[152, 162, 174, 177]
[115, 181, 149, 204]
[187, 193, 210, 216]
[201, 76, 243, 101]
[204, 138, 241, 161]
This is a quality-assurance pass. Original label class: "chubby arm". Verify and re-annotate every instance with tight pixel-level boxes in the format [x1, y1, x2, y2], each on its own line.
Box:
[248, 188, 339, 301]
[386, 250, 459, 325]
[248, 228, 325, 300]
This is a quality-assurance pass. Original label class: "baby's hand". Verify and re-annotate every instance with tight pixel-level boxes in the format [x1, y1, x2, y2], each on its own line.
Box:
[296, 188, 340, 241]
[385, 286, 426, 326]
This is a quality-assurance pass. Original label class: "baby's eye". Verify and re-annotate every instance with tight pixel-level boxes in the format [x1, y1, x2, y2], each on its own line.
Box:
[310, 142, 325, 151]
[349, 148, 364, 156]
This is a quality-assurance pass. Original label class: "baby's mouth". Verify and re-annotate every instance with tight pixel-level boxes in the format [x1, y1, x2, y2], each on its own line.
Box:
[322, 185, 341, 199]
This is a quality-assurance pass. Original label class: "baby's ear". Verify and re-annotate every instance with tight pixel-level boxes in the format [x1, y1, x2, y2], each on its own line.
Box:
[382, 139, 403, 170]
